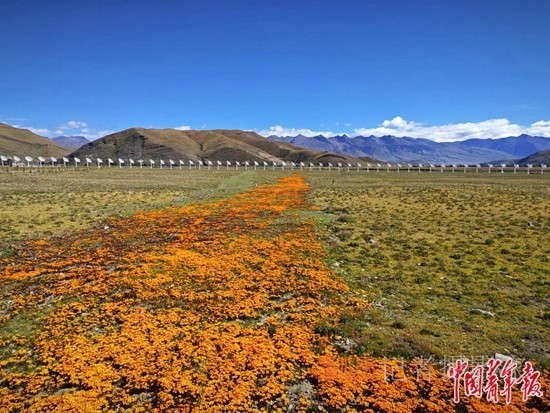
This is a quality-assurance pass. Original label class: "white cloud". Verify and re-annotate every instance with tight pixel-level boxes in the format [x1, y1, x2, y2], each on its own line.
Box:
[528, 120, 550, 136]
[25, 126, 52, 136]
[11, 124, 53, 137]
[79, 130, 115, 141]
[257, 125, 337, 137]
[352, 116, 550, 142]
[58, 120, 88, 131]
[174, 125, 192, 130]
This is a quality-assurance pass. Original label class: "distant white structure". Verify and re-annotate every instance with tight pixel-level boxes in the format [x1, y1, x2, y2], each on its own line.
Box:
[386, 162, 391, 173]
[118, 158, 125, 168]
[85, 157, 92, 167]
[376, 163, 381, 172]
[149, 159, 155, 168]
[38, 156, 46, 167]
[96, 157, 103, 168]
[25, 156, 33, 167]
[74, 157, 81, 167]
[107, 158, 114, 167]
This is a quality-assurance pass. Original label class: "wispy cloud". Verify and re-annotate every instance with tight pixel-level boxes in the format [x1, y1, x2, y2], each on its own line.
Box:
[23, 126, 52, 136]
[257, 125, 338, 138]
[7, 120, 112, 141]
[57, 120, 88, 131]
[174, 125, 192, 131]
[80, 130, 115, 140]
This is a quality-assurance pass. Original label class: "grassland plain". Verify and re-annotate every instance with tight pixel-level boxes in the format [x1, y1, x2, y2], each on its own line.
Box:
[0, 169, 548, 412]
[0, 168, 286, 257]
[305, 172, 549, 370]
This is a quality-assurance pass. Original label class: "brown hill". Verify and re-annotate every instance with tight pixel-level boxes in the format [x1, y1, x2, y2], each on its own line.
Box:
[72, 128, 372, 164]
[0, 123, 69, 157]
[517, 149, 550, 165]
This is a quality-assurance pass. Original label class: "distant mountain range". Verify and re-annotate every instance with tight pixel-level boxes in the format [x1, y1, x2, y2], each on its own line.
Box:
[51, 135, 89, 151]
[268, 134, 550, 164]
[2, 122, 549, 166]
[71, 128, 368, 165]
[0, 123, 68, 157]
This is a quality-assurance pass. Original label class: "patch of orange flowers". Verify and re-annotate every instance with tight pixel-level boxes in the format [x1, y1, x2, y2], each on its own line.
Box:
[1, 175, 547, 412]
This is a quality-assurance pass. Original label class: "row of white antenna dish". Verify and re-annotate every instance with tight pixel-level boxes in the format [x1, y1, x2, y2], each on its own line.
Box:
[0, 155, 547, 173]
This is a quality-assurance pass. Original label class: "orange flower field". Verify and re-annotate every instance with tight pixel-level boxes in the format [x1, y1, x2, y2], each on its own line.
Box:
[0, 175, 547, 412]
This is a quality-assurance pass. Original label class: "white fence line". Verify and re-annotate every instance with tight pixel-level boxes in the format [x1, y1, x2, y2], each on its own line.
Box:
[0, 156, 547, 174]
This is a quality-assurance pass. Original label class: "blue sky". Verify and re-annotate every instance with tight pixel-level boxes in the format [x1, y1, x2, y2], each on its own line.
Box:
[1, 0, 549, 141]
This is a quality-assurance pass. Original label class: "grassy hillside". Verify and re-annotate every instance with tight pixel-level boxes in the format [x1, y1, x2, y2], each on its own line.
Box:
[0, 123, 69, 158]
[518, 149, 550, 165]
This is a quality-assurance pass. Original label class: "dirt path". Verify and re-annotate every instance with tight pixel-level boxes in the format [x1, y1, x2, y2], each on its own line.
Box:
[1, 175, 547, 412]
